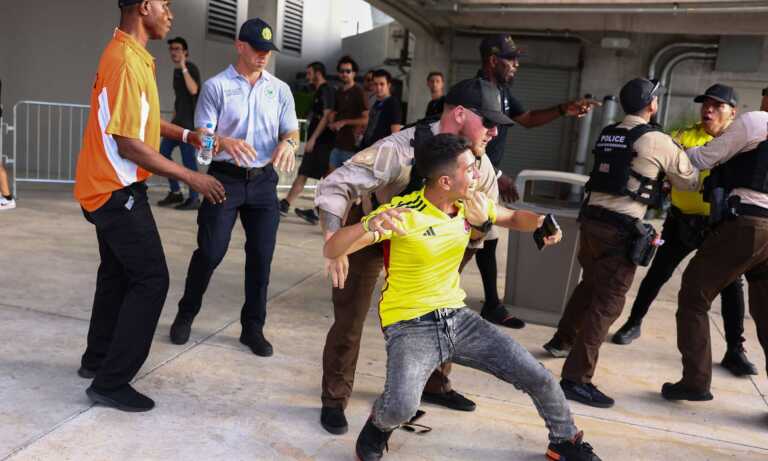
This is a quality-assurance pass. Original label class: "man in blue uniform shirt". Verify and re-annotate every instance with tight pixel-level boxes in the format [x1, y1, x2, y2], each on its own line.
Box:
[169, 18, 300, 357]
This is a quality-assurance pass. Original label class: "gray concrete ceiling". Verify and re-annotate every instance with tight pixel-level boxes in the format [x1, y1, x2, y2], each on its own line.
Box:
[368, 1, 768, 38]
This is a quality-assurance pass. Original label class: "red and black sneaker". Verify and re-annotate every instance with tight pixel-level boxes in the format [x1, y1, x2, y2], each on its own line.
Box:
[546, 431, 601, 461]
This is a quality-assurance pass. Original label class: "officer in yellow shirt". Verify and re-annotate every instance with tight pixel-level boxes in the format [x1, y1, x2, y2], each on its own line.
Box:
[325, 134, 601, 461]
[613, 84, 757, 376]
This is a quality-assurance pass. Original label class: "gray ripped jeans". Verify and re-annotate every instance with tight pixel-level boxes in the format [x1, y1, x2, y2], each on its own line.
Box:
[372, 307, 578, 443]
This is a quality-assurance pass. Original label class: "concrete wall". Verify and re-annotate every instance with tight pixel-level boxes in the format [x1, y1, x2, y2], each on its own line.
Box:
[0, 0, 250, 114]
[272, 0, 344, 83]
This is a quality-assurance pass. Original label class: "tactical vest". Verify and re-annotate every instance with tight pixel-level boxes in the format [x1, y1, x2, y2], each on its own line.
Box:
[586, 123, 665, 207]
[707, 140, 768, 195]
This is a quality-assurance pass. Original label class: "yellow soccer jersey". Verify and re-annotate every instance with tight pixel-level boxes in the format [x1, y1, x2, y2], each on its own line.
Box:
[365, 188, 497, 327]
[669, 124, 712, 216]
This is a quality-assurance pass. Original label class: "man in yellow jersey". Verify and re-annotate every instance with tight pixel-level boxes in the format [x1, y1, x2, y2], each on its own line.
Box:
[612, 84, 757, 376]
[325, 134, 600, 461]
[73, 0, 225, 412]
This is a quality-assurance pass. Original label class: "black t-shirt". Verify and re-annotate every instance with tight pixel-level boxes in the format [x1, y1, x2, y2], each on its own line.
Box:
[308, 82, 336, 145]
[360, 96, 402, 149]
[171, 61, 201, 130]
[478, 70, 526, 168]
[424, 96, 444, 118]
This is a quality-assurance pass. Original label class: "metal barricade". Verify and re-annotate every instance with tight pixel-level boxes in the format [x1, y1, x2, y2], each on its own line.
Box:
[11, 100, 90, 196]
[6, 99, 315, 197]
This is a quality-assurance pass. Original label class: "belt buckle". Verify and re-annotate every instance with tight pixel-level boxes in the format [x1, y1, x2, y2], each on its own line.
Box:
[246, 167, 263, 179]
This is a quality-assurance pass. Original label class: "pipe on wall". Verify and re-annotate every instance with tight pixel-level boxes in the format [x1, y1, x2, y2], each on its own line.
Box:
[658, 51, 718, 127]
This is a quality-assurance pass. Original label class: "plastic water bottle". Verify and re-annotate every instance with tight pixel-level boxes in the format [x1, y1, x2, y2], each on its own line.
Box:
[197, 123, 215, 166]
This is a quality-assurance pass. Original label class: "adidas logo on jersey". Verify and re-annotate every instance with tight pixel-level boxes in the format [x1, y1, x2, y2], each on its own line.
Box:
[422, 226, 437, 237]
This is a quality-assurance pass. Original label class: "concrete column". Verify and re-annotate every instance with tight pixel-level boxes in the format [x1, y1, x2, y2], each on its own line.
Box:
[407, 31, 451, 123]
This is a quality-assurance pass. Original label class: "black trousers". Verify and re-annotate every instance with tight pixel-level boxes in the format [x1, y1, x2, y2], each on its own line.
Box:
[177, 164, 280, 332]
[81, 182, 169, 390]
[628, 209, 746, 347]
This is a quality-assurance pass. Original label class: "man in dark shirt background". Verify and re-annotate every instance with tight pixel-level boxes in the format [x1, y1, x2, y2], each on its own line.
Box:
[281, 61, 336, 225]
[424, 71, 445, 118]
[359, 69, 401, 149]
[328, 56, 368, 171]
[157, 36, 202, 210]
[474, 34, 600, 328]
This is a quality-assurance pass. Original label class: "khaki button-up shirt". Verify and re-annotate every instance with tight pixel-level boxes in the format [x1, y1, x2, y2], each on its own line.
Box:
[315, 121, 500, 239]
[588, 115, 699, 219]
[686, 111, 768, 209]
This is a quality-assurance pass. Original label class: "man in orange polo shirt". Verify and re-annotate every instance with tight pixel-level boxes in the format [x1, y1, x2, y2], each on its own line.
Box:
[74, 0, 224, 412]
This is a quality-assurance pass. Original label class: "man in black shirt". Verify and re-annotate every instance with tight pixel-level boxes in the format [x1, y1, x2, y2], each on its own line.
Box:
[424, 71, 445, 118]
[281, 62, 336, 224]
[157, 36, 202, 210]
[359, 69, 401, 150]
[474, 34, 600, 329]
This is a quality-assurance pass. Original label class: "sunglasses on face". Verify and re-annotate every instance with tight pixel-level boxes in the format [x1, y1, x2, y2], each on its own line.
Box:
[468, 109, 498, 129]
[338, 69, 354, 74]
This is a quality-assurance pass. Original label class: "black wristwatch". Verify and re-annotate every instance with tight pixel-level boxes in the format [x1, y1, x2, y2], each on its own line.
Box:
[471, 219, 493, 233]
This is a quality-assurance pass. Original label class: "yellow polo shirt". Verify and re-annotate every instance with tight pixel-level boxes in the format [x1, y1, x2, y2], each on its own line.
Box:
[366, 188, 497, 327]
[669, 124, 712, 216]
[74, 29, 160, 212]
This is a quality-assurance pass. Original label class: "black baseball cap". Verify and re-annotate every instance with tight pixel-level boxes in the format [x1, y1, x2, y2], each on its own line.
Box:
[239, 18, 279, 52]
[694, 84, 738, 107]
[118, 0, 143, 7]
[619, 78, 662, 114]
[479, 34, 524, 59]
[167, 37, 188, 50]
[445, 78, 514, 126]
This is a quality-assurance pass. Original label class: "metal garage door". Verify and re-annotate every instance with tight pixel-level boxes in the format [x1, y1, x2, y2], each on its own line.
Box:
[452, 62, 577, 177]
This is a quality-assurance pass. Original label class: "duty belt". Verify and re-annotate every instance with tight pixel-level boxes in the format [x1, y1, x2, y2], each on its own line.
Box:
[735, 203, 768, 219]
[580, 205, 637, 230]
[209, 161, 272, 180]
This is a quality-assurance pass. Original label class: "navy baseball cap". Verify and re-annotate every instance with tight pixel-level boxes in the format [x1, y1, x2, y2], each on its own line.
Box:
[445, 78, 514, 126]
[239, 18, 279, 52]
[118, 0, 143, 7]
[694, 84, 738, 107]
[480, 34, 525, 59]
[619, 78, 662, 114]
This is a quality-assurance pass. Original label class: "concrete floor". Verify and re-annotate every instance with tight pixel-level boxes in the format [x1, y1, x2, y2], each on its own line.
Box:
[1, 186, 767, 461]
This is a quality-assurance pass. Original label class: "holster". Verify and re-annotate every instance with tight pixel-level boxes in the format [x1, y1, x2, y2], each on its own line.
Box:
[627, 220, 658, 266]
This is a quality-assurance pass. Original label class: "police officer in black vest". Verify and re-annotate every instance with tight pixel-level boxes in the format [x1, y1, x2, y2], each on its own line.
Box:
[543, 78, 700, 408]
[662, 109, 768, 403]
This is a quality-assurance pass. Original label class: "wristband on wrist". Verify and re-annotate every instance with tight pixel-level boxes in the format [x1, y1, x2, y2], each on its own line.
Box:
[182, 129, 190, 143]
[361, 215, 372, 233]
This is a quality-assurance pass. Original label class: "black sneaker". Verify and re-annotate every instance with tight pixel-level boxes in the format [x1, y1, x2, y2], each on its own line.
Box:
[481, 303, 526, 329]
[170, 315, 193, 345]
[421, 389, 476, 412]
[355, 418, 392, 461]
[612, 321, 641, 345]
[174, 197, 201, 210]
[77, 366, 99, 379]
[543, 336, 571, 358]
[86, 384, 155, 412]
[240, 330, 274, 357]
[157, 191, 183, 207]
[561, 379, 615, 408]
[295, 207, 319, 225]
[547, 431, 602, 461]
[661, 381, 714, 401]
[320, 406, 348, 435]
[721, 346, 758, 376]
[279, 199, 290, 217]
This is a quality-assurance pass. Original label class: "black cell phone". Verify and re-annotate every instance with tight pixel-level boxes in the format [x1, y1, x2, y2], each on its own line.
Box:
[533, 214, 560, 250]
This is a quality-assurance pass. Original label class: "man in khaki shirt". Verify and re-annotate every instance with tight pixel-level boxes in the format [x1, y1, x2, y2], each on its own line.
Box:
[662, 110, 768, 403]
[544, 78, 699, 409]
[314, 79, 509, 435]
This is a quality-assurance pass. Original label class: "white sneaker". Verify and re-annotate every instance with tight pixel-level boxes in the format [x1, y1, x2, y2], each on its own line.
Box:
[0, 197, 16, 210]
